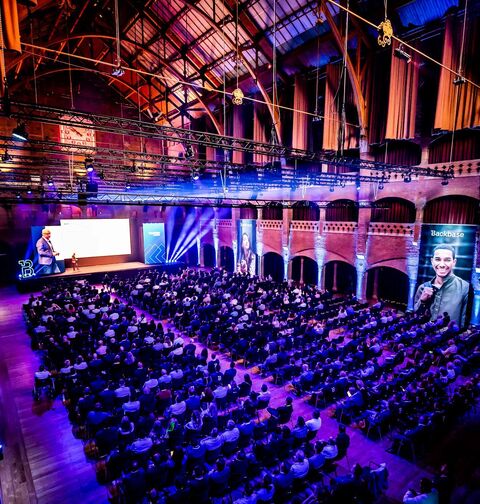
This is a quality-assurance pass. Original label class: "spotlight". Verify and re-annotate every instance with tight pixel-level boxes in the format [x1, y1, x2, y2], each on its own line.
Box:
[27, 187, 32, 194]
[12, 122, 28, 141]
[441, 177, 449, 186]
[1, 149, 11, 162]
[47, 177, 54, 187]
[329, 185, 335, 192]
[404, 173, 412, 183]
[394, 44, 411, 64]
[125, 181, 131, 190]
[16, 192, 21, 199]
[378, 181, 384, 190]
[153, 112, 163, 122]
[355, 177, 361, 191]
[85, 157, 94, 173]
[112, 65, 125, 77]
[453, 76, 466, 86]
[184, 144, 194, 159]
[312, 109, 322, 123]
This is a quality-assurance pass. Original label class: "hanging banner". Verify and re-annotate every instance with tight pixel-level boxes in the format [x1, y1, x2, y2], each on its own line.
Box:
[236, 219, 257, 275]
[414, 224, 476, 327]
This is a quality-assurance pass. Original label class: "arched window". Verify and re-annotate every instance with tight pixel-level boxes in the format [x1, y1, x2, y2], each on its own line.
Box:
[371, 198, 416, 223]
[325, 200, 358, 222]
[424, 196, 479, 224]
[262, 203, 283, 220]
[292, 201, 319, 221]
[239, 206, 257, 219]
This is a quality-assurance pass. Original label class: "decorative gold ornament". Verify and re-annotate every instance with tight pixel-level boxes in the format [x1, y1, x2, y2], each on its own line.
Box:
[232, 88, 244, 106]
[377, 18, 393, 47]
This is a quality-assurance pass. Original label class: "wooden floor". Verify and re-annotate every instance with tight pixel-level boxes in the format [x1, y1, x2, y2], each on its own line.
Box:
[0, 285, 434, 504]
[0, 287, 107, 504]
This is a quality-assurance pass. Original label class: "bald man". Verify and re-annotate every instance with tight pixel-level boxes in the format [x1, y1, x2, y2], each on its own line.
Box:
[36, 228, 59, 275]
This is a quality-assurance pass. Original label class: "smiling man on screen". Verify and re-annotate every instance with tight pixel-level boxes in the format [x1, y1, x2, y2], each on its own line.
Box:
[414, 244, 469, 328]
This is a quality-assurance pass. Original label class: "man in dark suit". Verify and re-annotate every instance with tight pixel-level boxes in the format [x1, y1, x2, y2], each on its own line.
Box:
[36, 228, 59, 275]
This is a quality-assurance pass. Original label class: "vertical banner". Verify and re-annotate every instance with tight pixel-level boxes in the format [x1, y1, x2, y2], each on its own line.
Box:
[236, 219, 257, 275]
[415, 224, 475, 327]
[143, 223, 166, 264]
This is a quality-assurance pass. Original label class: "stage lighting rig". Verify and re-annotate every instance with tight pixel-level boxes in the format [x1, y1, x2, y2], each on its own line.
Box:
[394, 44, 411, 64]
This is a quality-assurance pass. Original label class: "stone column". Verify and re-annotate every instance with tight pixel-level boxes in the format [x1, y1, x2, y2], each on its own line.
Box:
[406, 249, 420, 311]
[282, 207, 292, 281]
[256, 222, 264, 277]
[355, 256, 367, 301]
[355, 205, 371, 301]
[213, 209, 219, 267]
[315, 233, 326, 289]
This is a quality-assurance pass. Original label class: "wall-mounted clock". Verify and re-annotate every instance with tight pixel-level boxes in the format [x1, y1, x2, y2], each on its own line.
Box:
[59, 122, 96, 148]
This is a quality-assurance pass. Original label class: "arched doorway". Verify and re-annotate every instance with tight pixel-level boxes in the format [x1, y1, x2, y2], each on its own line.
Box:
[220, 246, 234, 272]
[366, 266, 409, 305]
[291, 256, 318, 285]
[324, 261, 356, 295]
[203, 244, 215, 268]
[263, 252, 284, 282]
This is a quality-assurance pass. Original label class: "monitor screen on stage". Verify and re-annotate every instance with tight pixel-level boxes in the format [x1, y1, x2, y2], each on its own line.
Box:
[415, 224, 475, 328]
[236, 219, 257, 275]
[143, 223, 166, 264]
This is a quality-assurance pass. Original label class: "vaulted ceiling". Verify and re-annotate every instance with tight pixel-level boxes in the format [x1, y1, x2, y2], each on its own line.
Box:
[8, 0, 460, 126]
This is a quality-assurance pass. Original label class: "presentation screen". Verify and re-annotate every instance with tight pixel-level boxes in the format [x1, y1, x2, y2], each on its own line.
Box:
[59, 219, 131, 258]
[143, 223, 166, 264]
[415, 224, 475, 327]
[236, 219, 257, 275]
[19, 219, 131, 278]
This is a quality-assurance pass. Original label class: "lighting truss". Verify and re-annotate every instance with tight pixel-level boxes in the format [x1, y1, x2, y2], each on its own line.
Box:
[0, 136, 384, 194]
[0, 188, 388, 208]
[0, 101, 454, 180]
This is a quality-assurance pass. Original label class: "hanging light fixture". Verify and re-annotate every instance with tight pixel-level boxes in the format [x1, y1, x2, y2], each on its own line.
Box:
[1, 149, 12, 162]
[12, 122, 28, 141]
[231, 0, 243, 106]
[85, 157, 94, 173]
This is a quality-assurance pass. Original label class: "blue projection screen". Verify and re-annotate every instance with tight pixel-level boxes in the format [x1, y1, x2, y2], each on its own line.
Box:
[143, 223, 166, 264]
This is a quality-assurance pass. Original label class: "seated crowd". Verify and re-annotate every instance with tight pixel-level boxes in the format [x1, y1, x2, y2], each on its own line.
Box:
[24, 267, 480, 503]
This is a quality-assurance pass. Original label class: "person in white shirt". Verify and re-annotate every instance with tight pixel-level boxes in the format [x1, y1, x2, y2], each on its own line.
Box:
[403, 478, 439, 504]
[306, 410, 322, 435]
[35, 365, 51, 381]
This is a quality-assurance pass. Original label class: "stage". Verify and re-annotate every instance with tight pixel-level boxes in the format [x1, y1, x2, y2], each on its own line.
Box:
[57, 261, 150, 277]
[16, 261, 184, 292]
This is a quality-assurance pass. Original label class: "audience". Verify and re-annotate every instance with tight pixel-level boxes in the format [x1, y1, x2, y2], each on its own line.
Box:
[24, 266, 480, 504]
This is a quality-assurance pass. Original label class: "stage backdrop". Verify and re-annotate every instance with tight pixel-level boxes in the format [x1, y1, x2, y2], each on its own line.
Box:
[143, 223, 166, 264]
[236, 219, 257, 275]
